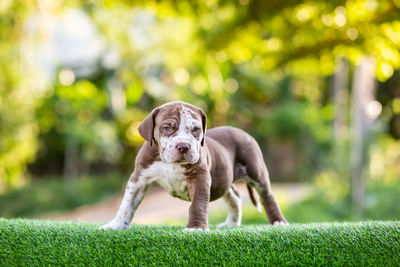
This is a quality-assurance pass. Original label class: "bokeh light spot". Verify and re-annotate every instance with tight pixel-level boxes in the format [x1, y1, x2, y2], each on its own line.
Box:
[334, 14, 346, 27]
[264, 37, 282, 51]
[366, 100, 382, 120]
[322, 15, 334, 26]
[55, 100, 70, 115]
[78, 109, 93, 124]
[346, 28, 359, 40]
[392, 98, 400, 114]
[239, 0, 250, 6]
[174, 68, 190, 86]
[225, 78, 239, 93]
[59, 69, 75, 86]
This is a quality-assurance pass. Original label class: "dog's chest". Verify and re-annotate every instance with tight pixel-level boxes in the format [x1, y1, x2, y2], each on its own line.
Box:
[140, 162, 191, 201]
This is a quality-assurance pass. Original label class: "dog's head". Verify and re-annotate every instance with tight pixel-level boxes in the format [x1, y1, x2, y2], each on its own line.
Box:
[138, 101, 207, 164]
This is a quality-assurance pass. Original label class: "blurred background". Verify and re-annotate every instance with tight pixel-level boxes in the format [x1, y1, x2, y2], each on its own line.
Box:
[1, 0, 400, 225]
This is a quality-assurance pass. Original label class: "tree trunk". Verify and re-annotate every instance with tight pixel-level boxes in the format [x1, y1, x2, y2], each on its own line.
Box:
[332, 57, 349, 173]
[333, 57, 349, 143]
[350, 57, 376, 216]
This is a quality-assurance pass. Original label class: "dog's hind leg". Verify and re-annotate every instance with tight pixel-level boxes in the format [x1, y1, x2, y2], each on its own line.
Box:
[258, 183, 288, 225]
[217, 186, 242, 228]
[247, 164, 288, 225]
[236, 138, 288, 225]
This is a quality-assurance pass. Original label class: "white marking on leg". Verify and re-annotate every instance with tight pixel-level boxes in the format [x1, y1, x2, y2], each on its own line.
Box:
[100, 180, 147, 230]
[256, 202, 263, 212]
[100, 160, 193, 230]
[217, 188, 242, 228]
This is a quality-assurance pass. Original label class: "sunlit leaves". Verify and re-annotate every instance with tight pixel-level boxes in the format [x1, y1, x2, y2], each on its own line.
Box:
[0, 0, 40, 188]
[125, 80, 144, 105]
[369, 136, 400, 183]
[1, 0, 400, 186]
[37, 78, 120, 164]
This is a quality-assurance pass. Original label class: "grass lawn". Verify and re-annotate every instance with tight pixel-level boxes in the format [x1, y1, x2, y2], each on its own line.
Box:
[0, 219, 399, 266]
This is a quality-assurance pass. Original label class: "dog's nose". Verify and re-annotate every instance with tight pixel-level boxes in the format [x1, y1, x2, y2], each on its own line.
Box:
[176, 143, 190, 154]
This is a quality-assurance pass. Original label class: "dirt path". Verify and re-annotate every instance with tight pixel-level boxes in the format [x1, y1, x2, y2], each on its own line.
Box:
[41, 183, 312, 225]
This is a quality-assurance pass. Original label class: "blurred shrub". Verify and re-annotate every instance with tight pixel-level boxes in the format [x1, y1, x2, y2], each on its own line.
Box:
[1, 0, 400, 192]
[258, 101, 333, 143]
[35, 79, 122, 176]
[285, 182, 400, 223]
[256, 100, 333, 181]
[0, 173, 125, 218]
[0, 1, 39, 190]
[209, 181, 400, 225]
[364, 182, 400, 220]
[314, 169, 349, 203]
[369, 135, 400, 184]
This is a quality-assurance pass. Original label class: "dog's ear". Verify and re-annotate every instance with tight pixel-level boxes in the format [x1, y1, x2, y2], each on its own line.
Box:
[199, 108, 207, 146]
[138, 107, 160, 146]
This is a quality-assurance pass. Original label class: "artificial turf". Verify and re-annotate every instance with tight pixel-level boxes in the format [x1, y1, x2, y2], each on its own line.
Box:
[0, 219, 399, 266]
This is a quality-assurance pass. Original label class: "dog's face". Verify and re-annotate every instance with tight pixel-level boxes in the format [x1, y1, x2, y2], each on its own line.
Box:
[138, 101, 207, 164]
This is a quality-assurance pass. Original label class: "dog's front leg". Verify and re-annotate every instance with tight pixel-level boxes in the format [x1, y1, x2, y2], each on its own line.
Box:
[185, 173, 211, 231]
[100, 172, 149, 230]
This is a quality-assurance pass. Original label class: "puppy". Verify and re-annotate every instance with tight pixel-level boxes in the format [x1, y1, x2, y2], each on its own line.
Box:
[100, 101, 287, 230]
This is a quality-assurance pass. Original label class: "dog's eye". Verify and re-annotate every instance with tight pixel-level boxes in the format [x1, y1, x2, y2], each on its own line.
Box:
[162, 126, 171, 132]
[192, 127, 200, 132]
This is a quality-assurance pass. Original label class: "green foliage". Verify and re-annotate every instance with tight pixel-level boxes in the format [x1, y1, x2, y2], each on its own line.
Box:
[369, 135, 400, 183]
[39, 79, 121, 163]
[0, 0, 39, 188]
[0, 219, 398, 266]
[0, 174, 124, 218]
[258, 101, 333, 143]
[1, 0, 400, 192]
[364, 182, 400, 220]
[285, 182, 400, 223]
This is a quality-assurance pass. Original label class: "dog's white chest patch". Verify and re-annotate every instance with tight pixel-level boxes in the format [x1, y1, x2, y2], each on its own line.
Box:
[139, 161, 190, 201]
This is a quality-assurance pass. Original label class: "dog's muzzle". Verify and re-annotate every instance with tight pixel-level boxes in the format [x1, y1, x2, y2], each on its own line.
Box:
[160, 137, 200, 164]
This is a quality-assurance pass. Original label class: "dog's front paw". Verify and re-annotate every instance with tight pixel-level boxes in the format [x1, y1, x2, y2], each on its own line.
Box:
[99, 220, 129, 230]
[272, 220, 289, 226]
[183, 227, 209, 232]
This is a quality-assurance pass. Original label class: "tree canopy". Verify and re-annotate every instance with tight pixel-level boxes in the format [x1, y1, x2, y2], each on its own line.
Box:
[0, 0, 400, 189]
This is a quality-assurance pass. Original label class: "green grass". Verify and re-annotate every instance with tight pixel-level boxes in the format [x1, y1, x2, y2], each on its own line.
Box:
[0, 219, 399, 266]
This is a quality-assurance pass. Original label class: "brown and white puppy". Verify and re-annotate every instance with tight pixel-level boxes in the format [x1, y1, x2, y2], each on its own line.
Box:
[100, 101, 287, 231]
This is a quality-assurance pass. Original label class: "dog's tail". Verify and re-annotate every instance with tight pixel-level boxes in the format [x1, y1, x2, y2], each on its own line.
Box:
[247, 184, 262, 212]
